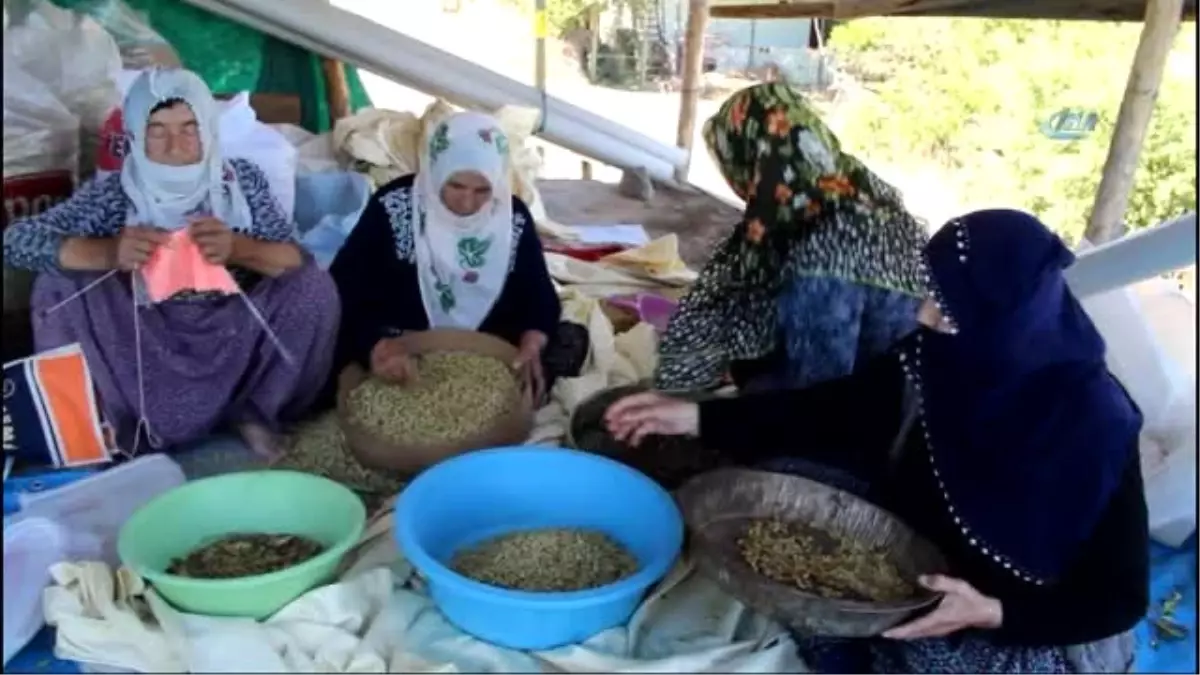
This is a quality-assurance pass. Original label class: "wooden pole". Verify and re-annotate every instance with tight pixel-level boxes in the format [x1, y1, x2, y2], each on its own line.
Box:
[535, 0, 548, 96]
[320, 57, 352, 125]
[1082, 0, 1184, 245]
[587, 5, 601, 81]
[675, 0, 711, 183]
[637, 10, 650, 86]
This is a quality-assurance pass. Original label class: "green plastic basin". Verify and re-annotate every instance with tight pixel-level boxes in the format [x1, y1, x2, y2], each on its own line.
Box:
[117, 470, 367, 619]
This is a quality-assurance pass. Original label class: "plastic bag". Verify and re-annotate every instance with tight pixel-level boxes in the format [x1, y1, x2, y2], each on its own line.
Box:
[274, 124, 341, 174]
[218, 93, 299, 220]
[4, 0, 123, 179]
[15, 454, 186, 567]
[1078, 277, 1197, 547]
[294, 171, 372, 269]
[1, 55, 80, 333]
[64, 0, 181, 70]
[3, 517, 71, 666]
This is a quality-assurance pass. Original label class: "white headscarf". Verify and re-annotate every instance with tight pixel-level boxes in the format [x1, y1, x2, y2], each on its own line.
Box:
[120, 68, 251, 231]
[412, 111, 514, 330]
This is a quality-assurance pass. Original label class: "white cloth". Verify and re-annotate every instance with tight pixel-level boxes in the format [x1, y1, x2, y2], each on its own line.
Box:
[46, 547, 805, 673]
[119, 68, 251, 232]
[411, 111, 514, 330]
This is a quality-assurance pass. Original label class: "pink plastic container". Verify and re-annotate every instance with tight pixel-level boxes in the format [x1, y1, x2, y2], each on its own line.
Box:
[607, 293, 678, 334]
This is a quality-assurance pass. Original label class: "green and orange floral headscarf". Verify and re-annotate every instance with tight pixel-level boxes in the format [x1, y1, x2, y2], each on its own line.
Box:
[703, 82, 926, 290]
[655, 83, 928, 390]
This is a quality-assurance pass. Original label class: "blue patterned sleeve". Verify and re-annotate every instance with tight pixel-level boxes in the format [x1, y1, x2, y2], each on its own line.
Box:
[2, 173, 126, 273]
[229, 158, 295, 243]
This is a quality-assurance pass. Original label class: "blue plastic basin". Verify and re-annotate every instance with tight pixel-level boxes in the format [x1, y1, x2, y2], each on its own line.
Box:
[394, 446, 684, 650]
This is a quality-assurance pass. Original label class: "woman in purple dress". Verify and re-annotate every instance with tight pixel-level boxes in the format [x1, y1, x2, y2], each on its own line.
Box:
[2, 68, 340, 459]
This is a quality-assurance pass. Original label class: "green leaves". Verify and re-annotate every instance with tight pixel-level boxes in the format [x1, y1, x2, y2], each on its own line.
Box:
[457, 236, 493, 269]
[829, 17, 1196, 243]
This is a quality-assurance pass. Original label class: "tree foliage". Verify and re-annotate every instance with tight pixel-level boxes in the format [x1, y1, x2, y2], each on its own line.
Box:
[503, 0, 655, 35]
[828, 18, 1196, 244]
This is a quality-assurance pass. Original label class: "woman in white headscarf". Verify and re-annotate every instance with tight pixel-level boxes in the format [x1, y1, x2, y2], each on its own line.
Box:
[3, 68, 340, 459]
[326, 111, 561, 403]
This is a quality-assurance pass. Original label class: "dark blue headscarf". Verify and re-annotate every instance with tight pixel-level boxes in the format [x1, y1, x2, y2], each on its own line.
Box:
[906, 209, 1142, 585]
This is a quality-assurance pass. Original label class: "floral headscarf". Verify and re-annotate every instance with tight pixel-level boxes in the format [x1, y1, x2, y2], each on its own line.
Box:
[655, 83, 928, 391]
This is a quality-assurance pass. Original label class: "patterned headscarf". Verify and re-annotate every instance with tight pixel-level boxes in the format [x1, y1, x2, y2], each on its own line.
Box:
[655, 83, 927, 390]
[412, 111, 514, 331]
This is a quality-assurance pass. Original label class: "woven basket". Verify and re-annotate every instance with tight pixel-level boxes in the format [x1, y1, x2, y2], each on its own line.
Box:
[336, 329, 533, 474]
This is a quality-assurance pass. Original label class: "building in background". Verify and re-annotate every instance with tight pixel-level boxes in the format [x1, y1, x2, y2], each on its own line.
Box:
[658, 0, 832, 88]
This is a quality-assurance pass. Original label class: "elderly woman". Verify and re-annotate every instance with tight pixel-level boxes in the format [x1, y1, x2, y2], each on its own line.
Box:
[607, 209, 1149, 673]
[658, 83, 928, 394]
[325, 111, 561, 403]
[2, 68, 339, 459]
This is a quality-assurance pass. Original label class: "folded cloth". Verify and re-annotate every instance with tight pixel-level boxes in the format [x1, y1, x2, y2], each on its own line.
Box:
[43, 562, 187, 672]
[528, 288, 659, 445]
[46, 544, 805, 673]
[46, 563, 395, 673]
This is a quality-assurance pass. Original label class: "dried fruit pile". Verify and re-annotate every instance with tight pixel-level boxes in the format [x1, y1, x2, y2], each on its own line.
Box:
[346, 352, 519, 446]
[166, 533, 326, 579]
[450, 527, 640, 592]
[738, 519, 914, 603]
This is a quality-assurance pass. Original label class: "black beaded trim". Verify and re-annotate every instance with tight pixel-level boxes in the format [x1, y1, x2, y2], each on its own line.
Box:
[898, 333, 1045, 586]
[918, 257, 959, 335]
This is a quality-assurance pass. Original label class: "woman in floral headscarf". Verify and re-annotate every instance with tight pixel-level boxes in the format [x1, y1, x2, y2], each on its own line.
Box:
[656, 83, 928, 398]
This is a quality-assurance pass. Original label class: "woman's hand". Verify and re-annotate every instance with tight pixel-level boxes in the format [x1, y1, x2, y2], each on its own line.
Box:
[512, 331, 548, 403]
[603, 392, 700, 446]
[882, 575, 1003, 640]
[189, 217, 235, 265]
[116, 225, 170, 271]
[370, 337, 418, 385]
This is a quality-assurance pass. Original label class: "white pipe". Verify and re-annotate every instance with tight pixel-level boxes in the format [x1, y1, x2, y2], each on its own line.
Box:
[1068, 212, 1197, 299]
[180, 0, 689, 178]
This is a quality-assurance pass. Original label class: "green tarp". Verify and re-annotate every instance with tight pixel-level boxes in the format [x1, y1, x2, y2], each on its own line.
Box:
[55, 0, 374, 132]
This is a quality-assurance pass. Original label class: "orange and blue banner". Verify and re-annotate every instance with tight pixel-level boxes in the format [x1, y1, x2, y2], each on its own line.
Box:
[3, 344, 112, 470]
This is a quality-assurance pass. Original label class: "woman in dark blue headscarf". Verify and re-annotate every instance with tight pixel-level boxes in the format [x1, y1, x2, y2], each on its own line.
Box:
[605, 209, 1149, 673]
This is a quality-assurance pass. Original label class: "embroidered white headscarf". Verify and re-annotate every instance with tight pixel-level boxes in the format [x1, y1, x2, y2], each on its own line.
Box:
[412, 111, 514, 330]
[120, 68, 251, 231]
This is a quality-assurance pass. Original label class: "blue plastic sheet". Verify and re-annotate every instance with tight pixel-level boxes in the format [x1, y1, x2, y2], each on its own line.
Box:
[1134, 537, 1198, 674]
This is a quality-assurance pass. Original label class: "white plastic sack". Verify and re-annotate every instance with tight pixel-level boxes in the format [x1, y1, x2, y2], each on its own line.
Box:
[1078, 277, 1197, 547]
[3, 518, 71, 666]
[1130, 280, 1197, 547]
[15, 455, 187, 567]
[272, 123, 341, 174]
[3, 0, 122, 179]
[294, 172, 372, 269]
[3, 56, 80, 316]
[67, 0, 182, 70]
[218, 92, 299, 221]
[1, 57, 80, 185]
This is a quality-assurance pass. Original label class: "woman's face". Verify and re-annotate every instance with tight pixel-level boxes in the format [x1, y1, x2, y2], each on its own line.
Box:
[144, 102, 202, 166]
[917, 297, 955, 334]
[440, 170, 493, 217]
